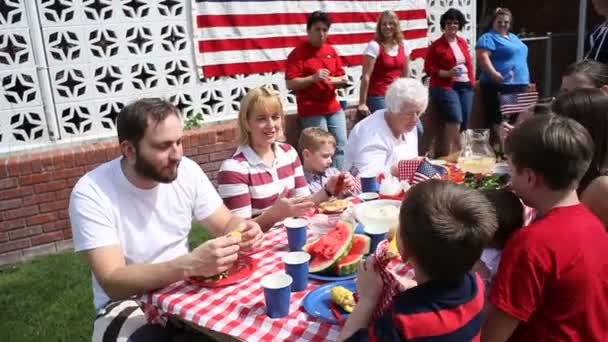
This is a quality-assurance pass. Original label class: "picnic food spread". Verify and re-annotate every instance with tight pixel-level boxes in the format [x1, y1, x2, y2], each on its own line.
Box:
[463, 172, 510, 190]
[330, 285, 356, 313]
[318, 199, 349, 213]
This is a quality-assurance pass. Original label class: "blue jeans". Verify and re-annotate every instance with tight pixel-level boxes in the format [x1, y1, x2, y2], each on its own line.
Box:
[299, 110, 347, 170]
[429, 82, 473, 131]
[367, 95, 424, 137]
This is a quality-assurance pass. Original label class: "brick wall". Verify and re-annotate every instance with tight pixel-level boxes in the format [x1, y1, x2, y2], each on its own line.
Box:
[0, 109, 358, 265]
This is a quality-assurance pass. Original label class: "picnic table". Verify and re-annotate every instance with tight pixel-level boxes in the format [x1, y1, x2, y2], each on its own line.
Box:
[140, 224, 412, 342]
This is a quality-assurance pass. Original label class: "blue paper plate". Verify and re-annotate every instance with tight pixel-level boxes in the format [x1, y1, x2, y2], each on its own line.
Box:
[303, 280, 356, 324]
[308, 272, 356, 282]
[355, 223, 365, 235]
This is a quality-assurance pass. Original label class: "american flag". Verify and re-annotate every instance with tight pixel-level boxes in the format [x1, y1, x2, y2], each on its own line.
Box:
[412, 158, 442, 185]
[499, 91, 539, 116]
[194, 0, 429, 77]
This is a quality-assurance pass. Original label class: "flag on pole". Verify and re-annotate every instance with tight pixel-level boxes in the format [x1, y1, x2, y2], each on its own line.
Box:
[499, 91, 539, 116]
[193, 0, 429, 77]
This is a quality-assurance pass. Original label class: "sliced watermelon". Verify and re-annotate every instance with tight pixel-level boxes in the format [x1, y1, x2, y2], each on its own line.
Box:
[304, 221, 354, 273]
[334, 234, 371, 275]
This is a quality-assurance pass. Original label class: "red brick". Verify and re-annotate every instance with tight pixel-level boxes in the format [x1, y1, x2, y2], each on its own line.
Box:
[29, 153, 43, 173]
[0, 238, 30, 254]
[0, 160, 7, 178]
[39, 199, 68, 213]
[212, 142, 236, 153]
[26, 212, 58, 225]
[0, 185, 33, 200]
[201, 161, 222, 173]
[0, 232, 8, 242]
[0, 198, 22, 211]
[22, 192, 56, 206]
[60, 149, 75, 168]
[210, 150, 233, 162]
[4, 205, 39, 220]
[19, 172, 51, 185]
[66, 177, 79, 188]
[197, 145, 214, 155]
[34, 180, 66, 194]
[30, 231, 63, 246]
[55, 188, 71, 200]
[192, 154, 209, 164]
[6, 156, 20, 176]
[51, 150, 65, 169]
[19, 158, 33, 175]
[59, 210, 69, 219]
[190, 133, 201, 147]
[1, 218, 25, 231]
[0, 177, 18, 190]
[9, 226, 42, 240]
[52, 167, 84, 180]
[62, 229, 72, 239]
[43, 219, 69, 233]
[183, 147, 196, 156]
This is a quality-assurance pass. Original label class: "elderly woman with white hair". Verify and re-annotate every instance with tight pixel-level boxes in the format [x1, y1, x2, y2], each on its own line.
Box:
[344, 77, 428, 179]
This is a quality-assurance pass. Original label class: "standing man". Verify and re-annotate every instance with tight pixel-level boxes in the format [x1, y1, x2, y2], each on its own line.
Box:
[69, 98, 263, 341]
[286, 11, 349, 169]
[587, 0, 608, 63]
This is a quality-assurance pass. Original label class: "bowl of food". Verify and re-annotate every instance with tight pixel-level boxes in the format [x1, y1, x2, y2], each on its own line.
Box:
[353, 199, 401, 235]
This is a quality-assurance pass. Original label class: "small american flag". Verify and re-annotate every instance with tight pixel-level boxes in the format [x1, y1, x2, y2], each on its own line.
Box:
[412, 159, 442, 185]
[194, 0, 429, 77]
[499, 91, 539, 116]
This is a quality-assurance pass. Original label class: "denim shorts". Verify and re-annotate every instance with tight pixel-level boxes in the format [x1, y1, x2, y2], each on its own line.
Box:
[429, 82, 473, 125]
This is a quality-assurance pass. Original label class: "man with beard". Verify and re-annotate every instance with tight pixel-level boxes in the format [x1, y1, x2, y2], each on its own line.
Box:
[69, 98, 263, 341]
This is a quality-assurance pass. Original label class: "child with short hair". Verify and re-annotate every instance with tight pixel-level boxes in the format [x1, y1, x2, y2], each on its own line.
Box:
[483, 114, 608, 341]
[298, 127, 359, 196]
[339, 180, 497, 341]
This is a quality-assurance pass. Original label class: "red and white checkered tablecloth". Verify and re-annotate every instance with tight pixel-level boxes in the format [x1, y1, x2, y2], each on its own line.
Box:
[140, 226, 413, 342]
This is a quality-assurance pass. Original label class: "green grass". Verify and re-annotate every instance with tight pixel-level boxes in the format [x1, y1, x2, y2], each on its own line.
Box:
[0, 224, 212, 342]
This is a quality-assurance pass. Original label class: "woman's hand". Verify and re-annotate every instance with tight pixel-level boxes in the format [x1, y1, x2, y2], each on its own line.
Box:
[491, 71, 505, 83]
[270, 188, 315, 220]
[357, 104, 371, 117]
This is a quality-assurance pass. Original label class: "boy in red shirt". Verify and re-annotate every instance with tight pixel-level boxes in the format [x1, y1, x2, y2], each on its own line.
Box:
[286, 11, 348, 170]
[482, 115, 608, 341]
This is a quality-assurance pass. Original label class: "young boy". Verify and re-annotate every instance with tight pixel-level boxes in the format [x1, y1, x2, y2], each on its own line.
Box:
[339, 180, 498, 341]
[483, 115, 608, 341]
[298, 127, 359, 195]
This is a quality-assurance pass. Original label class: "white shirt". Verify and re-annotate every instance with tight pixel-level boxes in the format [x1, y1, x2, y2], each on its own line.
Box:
[363, 40, 412, 58]
[69, 157, 223, 311]
[344, 109, 418, 177]
[449, 40, 469, 82]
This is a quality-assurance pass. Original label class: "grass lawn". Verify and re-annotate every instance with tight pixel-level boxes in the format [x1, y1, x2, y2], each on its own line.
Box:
[0, 225, 212, 342]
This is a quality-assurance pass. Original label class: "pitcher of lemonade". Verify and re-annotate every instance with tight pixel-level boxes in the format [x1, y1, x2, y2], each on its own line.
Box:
[458, 129, 496, 174]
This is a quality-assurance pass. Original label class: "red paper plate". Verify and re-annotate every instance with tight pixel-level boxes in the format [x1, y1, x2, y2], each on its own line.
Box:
[187, 256, 257, 288]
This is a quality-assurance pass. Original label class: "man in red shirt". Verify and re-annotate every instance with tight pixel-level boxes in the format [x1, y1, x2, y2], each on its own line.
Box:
[482, 115, 608, 342]
[286, 11, 348, 170]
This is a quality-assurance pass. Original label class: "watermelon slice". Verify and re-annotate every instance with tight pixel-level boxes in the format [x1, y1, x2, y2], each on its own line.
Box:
[304, 221, 354, 273]
[334, 234, 371, 276]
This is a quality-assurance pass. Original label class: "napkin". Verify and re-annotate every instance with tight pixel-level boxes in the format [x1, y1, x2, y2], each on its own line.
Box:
[371, 240, 403, 320]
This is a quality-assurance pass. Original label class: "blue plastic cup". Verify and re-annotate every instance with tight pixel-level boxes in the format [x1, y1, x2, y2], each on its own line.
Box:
[361, 177, 379, 193]
[283, 251, 310, 292]
[364, 226, 388, 254]
[261, 273, 293, 318]
[284, 217, 308, 251]
[340, 100, 348, 110]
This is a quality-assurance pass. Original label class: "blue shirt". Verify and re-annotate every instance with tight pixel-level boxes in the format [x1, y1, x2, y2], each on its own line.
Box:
[476, 30, 529, 85]
[346, 272, 484, 342]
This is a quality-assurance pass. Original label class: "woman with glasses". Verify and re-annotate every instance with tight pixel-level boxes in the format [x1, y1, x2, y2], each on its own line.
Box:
[345, 78, 427, 179]
[424, 8, 474, 156]
[476, 7, 530, 140]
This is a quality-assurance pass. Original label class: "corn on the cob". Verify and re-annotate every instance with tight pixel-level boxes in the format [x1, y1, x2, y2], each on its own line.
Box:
[330, 286, 355, 313]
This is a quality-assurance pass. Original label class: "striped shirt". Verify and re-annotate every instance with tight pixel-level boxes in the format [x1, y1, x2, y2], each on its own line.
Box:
[586, 20, 608, 63]
[217, 143, 310, 218]
[346, 272, 484, 342]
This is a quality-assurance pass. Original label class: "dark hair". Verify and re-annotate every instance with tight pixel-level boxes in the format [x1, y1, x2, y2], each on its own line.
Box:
[399, 180, 497, 282]
[117, 98, 179, 146]
[307, 11, 331, 30]
[563, 59, 608, 88]
[480, 189, 524, 249]
[552, 88, 608, 192]
[440, 8, 467, 30]
[505, 114, 594, 190]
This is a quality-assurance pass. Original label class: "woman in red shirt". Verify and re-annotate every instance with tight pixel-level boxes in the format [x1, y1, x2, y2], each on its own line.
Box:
[358, 10, 411, 117]
[424, 8, 474, 156]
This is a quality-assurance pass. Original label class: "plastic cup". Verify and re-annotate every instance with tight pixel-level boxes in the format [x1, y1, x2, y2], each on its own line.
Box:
[364, 225, 389, 254]
[340, 100, 348, 110]
[284, 217, 308, 251]
[282, 251, 310, 292]
[261, 273, 293, 318]
[361, 177, 380, 193]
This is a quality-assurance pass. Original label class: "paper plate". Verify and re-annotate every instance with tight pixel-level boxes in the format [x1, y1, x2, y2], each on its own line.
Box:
[303, 280, 356, 324]
[187, 256, 256, 288]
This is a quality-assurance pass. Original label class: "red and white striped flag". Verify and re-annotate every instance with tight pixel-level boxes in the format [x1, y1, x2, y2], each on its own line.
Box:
[499, 91, 539, 116]
[194, 0, 429, 77]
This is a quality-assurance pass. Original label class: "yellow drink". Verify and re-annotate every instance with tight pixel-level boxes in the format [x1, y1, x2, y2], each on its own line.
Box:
[457, 156, 496, 174]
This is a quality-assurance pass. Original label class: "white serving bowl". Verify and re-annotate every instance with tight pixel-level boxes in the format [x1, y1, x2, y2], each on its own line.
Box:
[353, 199, 401, 234]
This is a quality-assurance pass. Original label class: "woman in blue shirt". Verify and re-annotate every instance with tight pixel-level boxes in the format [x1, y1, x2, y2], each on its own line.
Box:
[475, 7, 529, 138]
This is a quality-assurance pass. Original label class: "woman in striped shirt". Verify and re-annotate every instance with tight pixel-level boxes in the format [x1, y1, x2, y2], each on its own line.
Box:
[217, 86, 354, 231]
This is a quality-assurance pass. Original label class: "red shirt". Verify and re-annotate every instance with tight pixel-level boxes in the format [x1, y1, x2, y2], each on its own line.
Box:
[285, 41, 345, 117]
[368, 43, 406, 97]
[424, 35, 475, 89]
[490, 204, 608, 342]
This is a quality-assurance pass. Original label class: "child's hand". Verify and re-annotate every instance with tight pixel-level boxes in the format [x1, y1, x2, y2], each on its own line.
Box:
[327, 172, 356, 196]
[355, 257, 383, 305]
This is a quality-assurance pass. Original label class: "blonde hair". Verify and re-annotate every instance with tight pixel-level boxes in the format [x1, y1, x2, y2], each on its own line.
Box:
[492, 7, 513, 27]
[298, 127, 336, 154]
[237, 86, 285, 146]
[375, 10, 403, 44]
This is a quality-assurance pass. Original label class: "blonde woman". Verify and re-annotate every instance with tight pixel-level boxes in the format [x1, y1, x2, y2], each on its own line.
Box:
[358, 11, 411, 117]
[217, 86, 354, 231]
